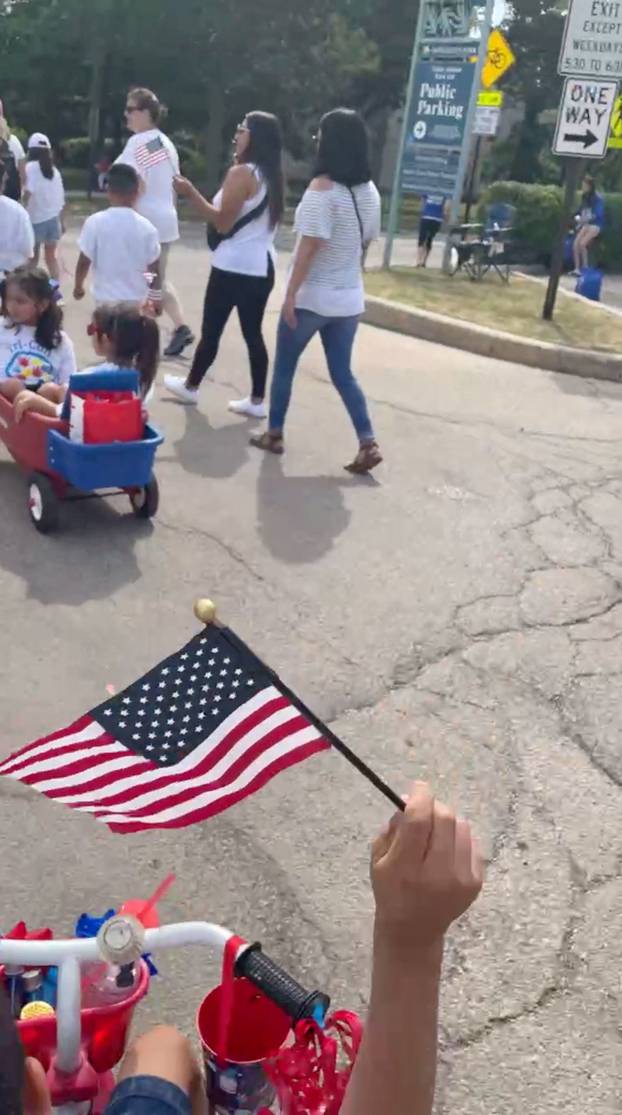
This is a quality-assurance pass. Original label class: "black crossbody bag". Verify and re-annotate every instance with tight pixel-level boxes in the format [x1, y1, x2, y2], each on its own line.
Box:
[207, 192, 269, 252]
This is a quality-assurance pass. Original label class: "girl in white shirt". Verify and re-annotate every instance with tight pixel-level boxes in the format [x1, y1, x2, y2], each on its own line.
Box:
[23, 133, 65, 283]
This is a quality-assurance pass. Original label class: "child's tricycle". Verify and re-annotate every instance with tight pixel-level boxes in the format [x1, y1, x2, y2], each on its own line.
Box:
[0, 912, 350, 1114]
[0, 369, 163, 533]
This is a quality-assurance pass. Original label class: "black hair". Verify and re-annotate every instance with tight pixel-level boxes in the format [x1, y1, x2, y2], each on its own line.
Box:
[0, 158, 7, 191]
[28, 147, 54, 180]
[582, 173, 596, 199]
[314, 108, 372, 187]
[241, 111, 285, 228]
[1, 266, 63, 350]
[128, 87, 166, 125]
[93, 302, 159, 398]
[0, 988, 25, 1115]
[107, 162, 140, 198]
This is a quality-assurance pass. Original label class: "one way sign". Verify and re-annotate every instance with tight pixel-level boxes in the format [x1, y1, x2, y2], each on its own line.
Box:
[553, 79, 618, 159]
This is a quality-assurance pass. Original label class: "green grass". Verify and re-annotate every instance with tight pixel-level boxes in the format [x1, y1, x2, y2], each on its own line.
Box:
[365, 267, 622, 352]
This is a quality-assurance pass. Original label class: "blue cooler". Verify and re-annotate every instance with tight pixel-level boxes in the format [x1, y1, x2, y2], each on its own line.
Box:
[575, 267, 602, 302]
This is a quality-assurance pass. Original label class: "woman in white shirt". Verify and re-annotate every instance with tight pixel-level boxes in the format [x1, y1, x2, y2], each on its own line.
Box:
[117, 87, 194, 358]
[23, 133, 65, 282]
[164, 111, 284, 418]
[251, 109, 382, 473]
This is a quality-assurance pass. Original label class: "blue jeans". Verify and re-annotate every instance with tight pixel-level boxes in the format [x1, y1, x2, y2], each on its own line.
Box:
[269, 311, 375, 442]
[105, 1074, 191, 1115]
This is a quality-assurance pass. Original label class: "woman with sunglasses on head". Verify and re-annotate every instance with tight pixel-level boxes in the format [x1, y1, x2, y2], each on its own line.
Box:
[117, 88, 194, 358]
[164, 112, 284, 419]
[251, 108, 382, 473]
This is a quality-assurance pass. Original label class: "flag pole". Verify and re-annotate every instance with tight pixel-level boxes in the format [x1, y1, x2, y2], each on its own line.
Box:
[194, 600, 406, 813]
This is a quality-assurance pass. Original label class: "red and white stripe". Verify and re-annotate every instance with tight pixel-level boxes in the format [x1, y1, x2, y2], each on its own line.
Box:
[0, 688, 328, 833]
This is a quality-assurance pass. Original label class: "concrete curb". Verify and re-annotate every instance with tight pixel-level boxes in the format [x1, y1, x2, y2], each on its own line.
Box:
[364, 295, 622, 383]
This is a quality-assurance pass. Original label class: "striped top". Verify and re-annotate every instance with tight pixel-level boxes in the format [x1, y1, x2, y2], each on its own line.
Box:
[294, 180, 381, 317]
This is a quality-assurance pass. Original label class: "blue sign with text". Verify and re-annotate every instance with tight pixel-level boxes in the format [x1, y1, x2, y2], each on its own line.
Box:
[408, 60, 475, 147]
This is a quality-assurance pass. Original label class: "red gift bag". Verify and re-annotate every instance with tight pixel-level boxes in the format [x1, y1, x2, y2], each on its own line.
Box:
[70, 392, 142, 445]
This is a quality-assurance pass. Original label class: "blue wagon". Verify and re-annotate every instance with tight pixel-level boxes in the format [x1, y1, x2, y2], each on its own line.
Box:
[0, 368, 164, 533]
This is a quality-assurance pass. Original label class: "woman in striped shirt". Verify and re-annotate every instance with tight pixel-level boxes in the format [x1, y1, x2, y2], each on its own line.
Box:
[252, 108, 382, 474]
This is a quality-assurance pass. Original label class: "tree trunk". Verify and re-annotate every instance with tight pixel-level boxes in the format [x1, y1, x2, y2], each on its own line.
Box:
[87, 0, 115, 194]
[204, 72, 226, 196]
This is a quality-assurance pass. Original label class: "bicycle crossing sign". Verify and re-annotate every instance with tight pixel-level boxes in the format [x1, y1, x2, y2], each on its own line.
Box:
[480, 27, 516, 88]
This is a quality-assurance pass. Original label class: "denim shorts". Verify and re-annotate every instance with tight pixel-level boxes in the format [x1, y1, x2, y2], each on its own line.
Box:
[104, 1074, 191, 1115]
[32, 216, 62, 245]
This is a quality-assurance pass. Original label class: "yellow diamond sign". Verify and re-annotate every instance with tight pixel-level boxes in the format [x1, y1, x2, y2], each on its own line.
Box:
[481, 28, 516, 89]
[608, 94, 622, 149]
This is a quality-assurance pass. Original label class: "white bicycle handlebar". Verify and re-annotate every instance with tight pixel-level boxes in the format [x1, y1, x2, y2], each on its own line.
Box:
[0, 922, 234, 1076]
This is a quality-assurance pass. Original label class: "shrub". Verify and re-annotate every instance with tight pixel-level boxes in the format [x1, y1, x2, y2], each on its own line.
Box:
[479, 180, 622, 271]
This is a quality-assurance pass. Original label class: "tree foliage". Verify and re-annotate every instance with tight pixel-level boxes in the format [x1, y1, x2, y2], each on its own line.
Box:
[0, 0, 390, 185]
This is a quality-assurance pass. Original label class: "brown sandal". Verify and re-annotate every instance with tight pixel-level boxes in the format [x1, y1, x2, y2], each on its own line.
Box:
[345, 441, 383, 474]
[250, 431, 285, 455]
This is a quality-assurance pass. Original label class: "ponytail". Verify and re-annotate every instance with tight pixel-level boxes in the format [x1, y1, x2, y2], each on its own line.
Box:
[92, 302, 160, 398]
[135, 316, 159, 396]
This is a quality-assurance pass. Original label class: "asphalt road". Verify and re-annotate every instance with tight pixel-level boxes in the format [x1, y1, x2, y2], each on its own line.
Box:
[2, 222, 622, 1111]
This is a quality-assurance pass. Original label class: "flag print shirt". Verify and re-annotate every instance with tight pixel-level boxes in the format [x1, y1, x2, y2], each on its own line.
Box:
[116, 129, 180, 243]
[0, 319, 77, 389]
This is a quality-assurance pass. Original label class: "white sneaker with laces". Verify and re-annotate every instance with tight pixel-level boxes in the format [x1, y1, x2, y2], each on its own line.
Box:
[228, 397, 267, 419]
[164, 375, 199, 405]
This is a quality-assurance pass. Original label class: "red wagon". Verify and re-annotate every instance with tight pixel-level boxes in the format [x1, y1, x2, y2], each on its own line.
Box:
[0, 369, 163, 533]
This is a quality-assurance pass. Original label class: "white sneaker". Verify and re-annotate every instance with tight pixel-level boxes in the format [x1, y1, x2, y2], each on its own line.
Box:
[228, 397, 267, 419]
[164, 374, 199, 405]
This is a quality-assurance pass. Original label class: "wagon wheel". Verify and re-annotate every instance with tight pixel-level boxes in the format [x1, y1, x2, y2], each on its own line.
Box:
[27, 472, 60, 534]
[130, 475, 160, 519]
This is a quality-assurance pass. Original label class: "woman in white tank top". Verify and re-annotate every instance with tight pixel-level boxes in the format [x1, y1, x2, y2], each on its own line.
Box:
[164, 112, 285, 418]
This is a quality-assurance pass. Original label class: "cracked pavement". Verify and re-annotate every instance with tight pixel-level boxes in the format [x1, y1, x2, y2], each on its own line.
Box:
[1, 223, 622, 1109]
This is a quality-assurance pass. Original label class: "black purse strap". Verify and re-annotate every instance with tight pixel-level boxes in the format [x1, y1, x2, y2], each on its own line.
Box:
[220, 190, 269, 242]
[208, 191, 269, 251]
[348, 186, 367, 267]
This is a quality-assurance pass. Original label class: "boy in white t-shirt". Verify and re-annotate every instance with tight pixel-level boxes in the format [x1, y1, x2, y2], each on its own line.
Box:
[74, 162, 162, 310]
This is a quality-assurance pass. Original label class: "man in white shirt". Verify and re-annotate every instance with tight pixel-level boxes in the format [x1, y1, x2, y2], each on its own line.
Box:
[0, 156, 34, 276]
[74, 162, 161, 309]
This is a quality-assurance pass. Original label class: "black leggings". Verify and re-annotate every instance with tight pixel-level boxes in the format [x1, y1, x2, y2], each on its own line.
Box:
[187, 258, 275, 397]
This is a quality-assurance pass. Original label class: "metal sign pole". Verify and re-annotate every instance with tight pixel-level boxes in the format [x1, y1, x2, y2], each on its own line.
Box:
[382, 1, 428, 269]
[542, 158, 581, 321]
[441, 0, 495, 273]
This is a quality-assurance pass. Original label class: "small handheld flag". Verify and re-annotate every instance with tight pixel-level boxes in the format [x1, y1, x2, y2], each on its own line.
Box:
[0, 601, 403, 834]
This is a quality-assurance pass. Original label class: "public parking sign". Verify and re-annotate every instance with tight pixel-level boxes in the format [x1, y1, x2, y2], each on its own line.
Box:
[559, 0, 622, 78]
[406, 60, 476, 148]
[553, 78, 617, 157]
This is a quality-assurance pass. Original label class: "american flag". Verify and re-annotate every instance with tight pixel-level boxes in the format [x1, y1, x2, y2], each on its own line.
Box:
[0, 629, 329, 834]
[136, 135, 170, 171]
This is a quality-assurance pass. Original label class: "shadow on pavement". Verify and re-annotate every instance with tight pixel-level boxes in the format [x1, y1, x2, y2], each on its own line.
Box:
[172, 406, 251, 479]
[255, 452, 355, 564]
[0, 461, 150, 605]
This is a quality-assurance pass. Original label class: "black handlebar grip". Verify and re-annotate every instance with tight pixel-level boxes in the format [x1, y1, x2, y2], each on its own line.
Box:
[235, 943, 330, 1024]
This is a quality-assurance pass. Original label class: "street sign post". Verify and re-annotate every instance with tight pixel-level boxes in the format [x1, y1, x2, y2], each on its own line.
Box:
[474, 104, 501, 135]
[383, 0, 495, 268]
[552, 78, 617, 157]
[544, 0, 622, 319]
[559, 0, 622, 79]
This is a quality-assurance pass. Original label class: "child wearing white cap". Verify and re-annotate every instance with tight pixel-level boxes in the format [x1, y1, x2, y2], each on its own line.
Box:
[23, 133, 65, 285]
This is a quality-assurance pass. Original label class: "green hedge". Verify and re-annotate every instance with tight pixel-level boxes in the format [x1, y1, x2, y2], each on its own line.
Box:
[479, 181, 622, 271]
